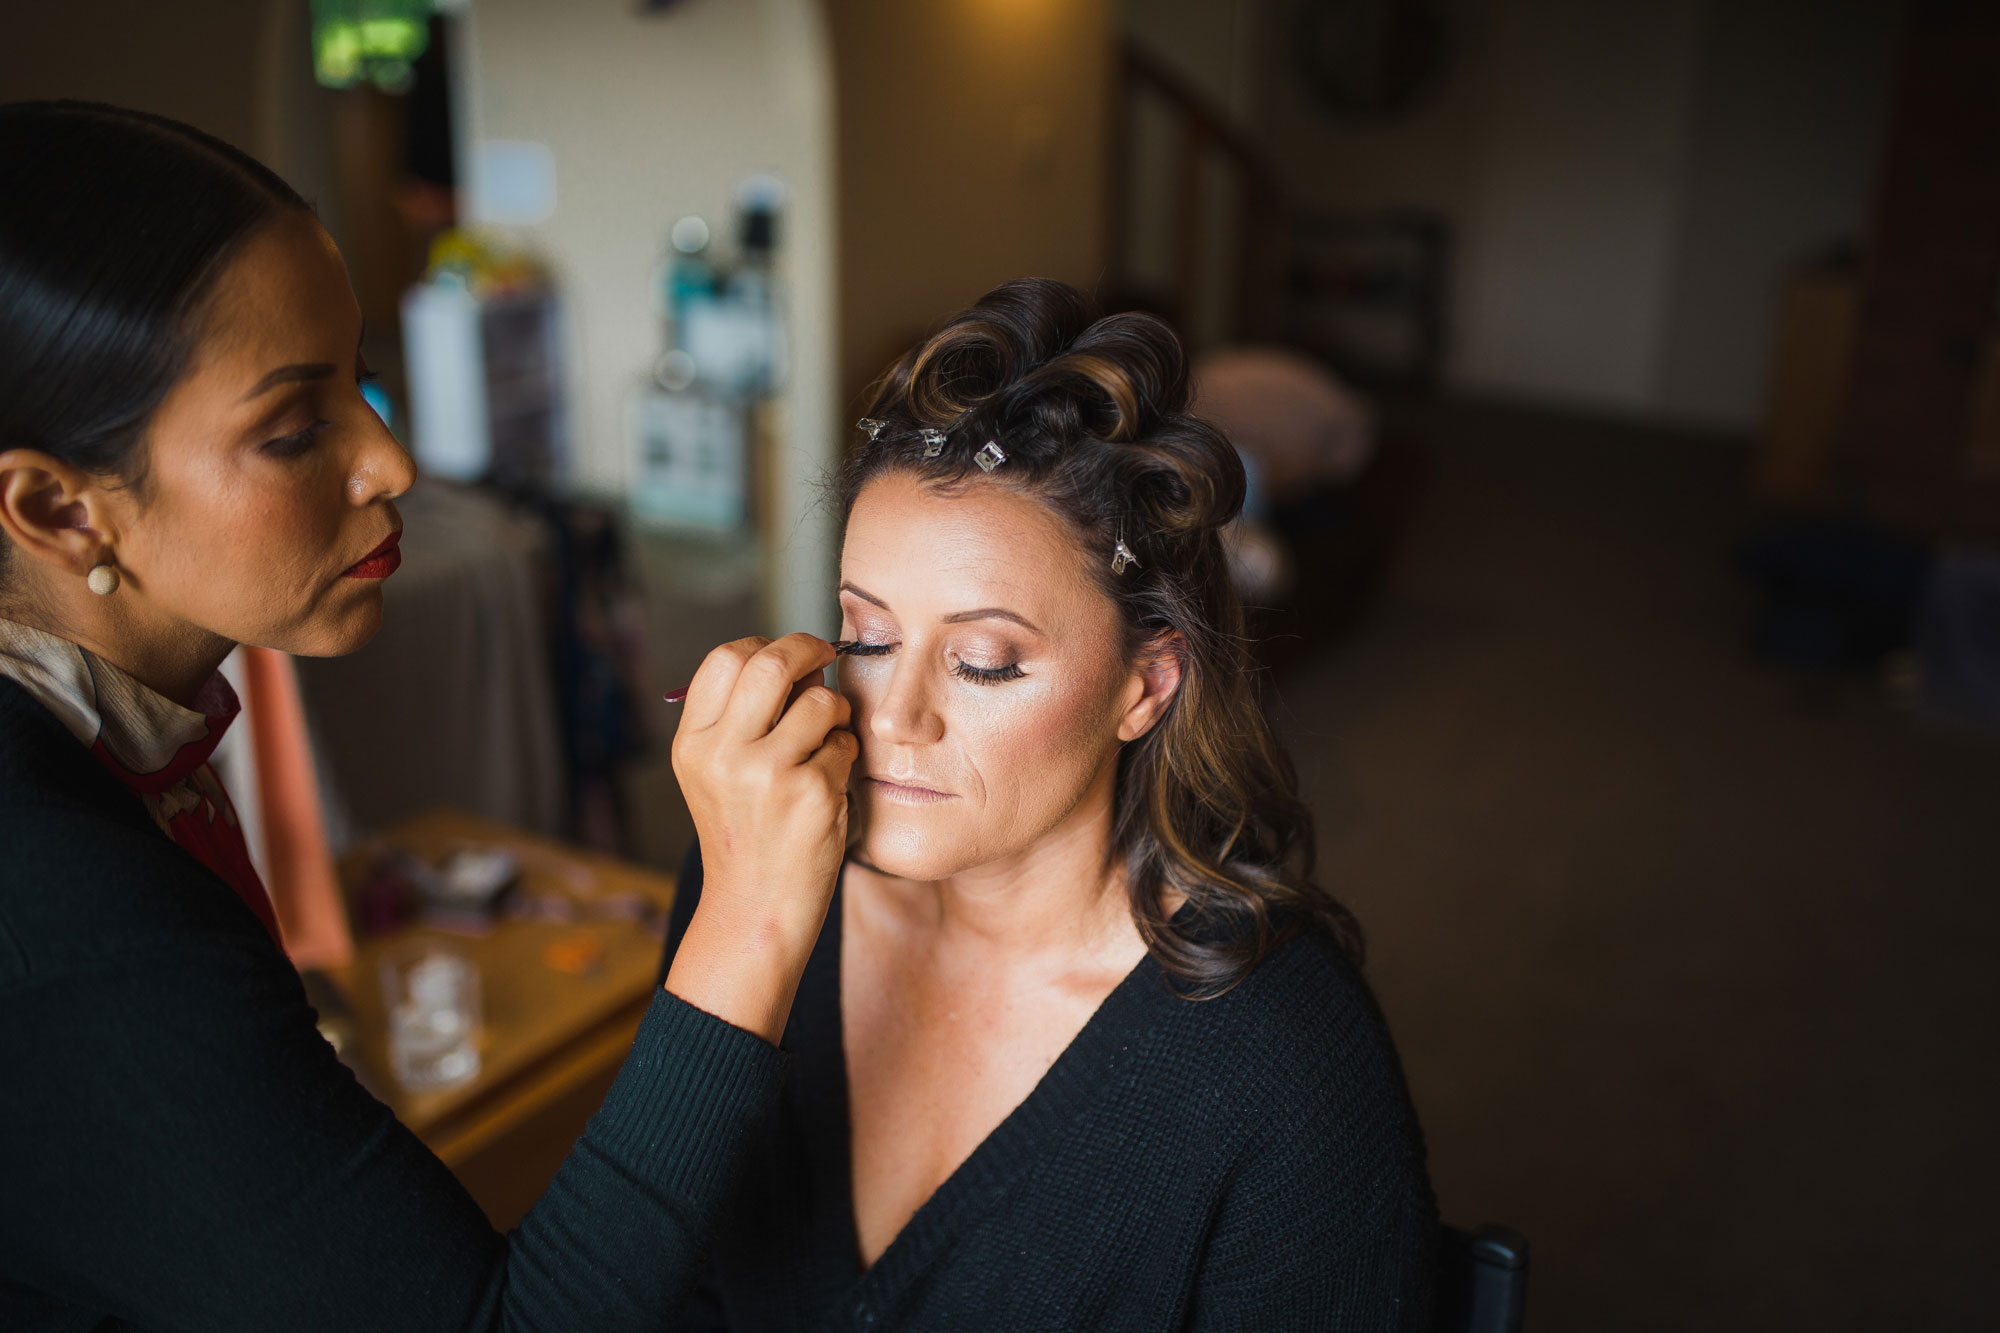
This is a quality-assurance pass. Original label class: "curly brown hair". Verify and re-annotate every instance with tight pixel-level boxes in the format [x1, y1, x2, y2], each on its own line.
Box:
[839, 278, 1363, 994]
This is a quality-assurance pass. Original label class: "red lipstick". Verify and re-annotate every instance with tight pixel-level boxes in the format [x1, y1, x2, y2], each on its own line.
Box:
[343, 530, 402, 580]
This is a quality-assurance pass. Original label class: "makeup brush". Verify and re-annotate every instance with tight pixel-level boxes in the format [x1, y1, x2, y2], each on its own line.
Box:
[662, 640, 864, 704]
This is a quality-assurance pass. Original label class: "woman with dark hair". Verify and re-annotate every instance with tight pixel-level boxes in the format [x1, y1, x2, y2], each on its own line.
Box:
[0, 102, 857, 1328]
[663, 279, 1438, 1328]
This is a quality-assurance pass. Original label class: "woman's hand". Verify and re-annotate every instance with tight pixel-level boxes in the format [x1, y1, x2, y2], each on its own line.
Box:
[665, 633, 858, 1042]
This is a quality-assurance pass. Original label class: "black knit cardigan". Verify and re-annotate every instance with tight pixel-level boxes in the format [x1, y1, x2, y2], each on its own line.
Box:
[0, 677, 783, 1331]
[664, 845, 1439, 1331]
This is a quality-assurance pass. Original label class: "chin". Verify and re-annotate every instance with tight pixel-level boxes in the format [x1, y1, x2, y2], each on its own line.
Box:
[853, 812, 977, 884]
[281, 593, 385, 658]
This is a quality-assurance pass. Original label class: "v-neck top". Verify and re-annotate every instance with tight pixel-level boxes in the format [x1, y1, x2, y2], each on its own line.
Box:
[663, 846, 1439, 1331]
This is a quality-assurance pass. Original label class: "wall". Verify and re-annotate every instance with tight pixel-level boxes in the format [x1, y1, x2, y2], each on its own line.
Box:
[1654, 0, 1903, 428]
[825, 0, 1116, 408]
[459, 0, 839, 634]
[1162, 0, 1493, 221]
[463, 0, 1113, 626]
[1123, 0, 1261, 124]
[1448, 0, 1708, 414]
[1, 0, 270, 151]
[0, 0, 339, 225]
[1118, 0, 1265, 347]
[1128, 0, 1902, 429]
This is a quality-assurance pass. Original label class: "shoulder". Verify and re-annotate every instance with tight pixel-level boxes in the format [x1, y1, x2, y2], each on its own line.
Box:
[1178, 932, 1440, 1315]
[1192, 928, 1409, 1095]
[1155, 927, 1431, 1182]
[0, 679, 271, 984]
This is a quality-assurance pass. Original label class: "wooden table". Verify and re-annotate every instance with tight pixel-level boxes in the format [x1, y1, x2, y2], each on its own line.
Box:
[330, 809, 677, 1228]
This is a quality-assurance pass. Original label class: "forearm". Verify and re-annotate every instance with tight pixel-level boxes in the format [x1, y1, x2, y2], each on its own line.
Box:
[1, 942, 787, 1332]
[663, 886, 829, 1044]
[501, 988, 787, 1328]
[666, 633, 855, 1046]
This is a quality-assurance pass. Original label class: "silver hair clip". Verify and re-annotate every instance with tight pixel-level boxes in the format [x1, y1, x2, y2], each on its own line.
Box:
[1111, 532, 1140, 575]
[974, 440, 1007, 472]
[857, 418, 887, 441]
[919, 427, 947, 458]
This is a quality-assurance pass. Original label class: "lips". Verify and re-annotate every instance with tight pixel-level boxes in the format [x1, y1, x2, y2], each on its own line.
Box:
[864, 776, 957, 805]
[343, 530, 402, 580]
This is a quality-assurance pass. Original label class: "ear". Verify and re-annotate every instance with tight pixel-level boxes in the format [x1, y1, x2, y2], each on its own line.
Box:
[0, 449, 119, 579]
[1117, 629, 1184, 743]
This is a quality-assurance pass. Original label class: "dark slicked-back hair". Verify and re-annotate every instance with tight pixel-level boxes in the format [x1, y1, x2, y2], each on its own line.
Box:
[0, 100, 311, 577]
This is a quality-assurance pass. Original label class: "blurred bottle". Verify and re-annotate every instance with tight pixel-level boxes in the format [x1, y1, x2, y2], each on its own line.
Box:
[631, 177, 790, 535]
[659, 214, 716, 350]
[402, 228, 564, 487]
[673, 176, 786, 400]
[725, 174, 785, 397]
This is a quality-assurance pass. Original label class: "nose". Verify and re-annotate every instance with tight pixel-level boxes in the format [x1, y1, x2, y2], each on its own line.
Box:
[866, 653, 945, 747]
[348, 404, 418, 504]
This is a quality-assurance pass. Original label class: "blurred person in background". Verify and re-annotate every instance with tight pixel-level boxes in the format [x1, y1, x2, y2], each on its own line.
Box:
[0, 100, 856, 1330]
[662, 280, 1437, 1329]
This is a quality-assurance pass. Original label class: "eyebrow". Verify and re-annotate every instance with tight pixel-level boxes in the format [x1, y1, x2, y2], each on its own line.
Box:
[239, 363, 335, 401]
[839, 581, 1044, 635]
[238, 327, 368, 402]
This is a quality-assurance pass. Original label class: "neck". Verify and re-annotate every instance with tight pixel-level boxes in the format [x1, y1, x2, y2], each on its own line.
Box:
[0, 590, 234, 710]
[866, 760, 1137, 963]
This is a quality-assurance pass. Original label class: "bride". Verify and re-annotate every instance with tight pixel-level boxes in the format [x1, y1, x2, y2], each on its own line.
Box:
[664, 279, 1437, 1329]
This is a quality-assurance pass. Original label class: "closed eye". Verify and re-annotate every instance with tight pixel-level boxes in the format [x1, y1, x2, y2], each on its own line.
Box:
[264, 419, 332, 459]
[843, 641, 896, 657]
[952, 659, 1025, 685]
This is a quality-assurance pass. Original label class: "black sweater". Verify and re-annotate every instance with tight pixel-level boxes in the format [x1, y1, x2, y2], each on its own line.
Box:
[0, 677, 785, 1331]
[663, 847, 1439, 1331]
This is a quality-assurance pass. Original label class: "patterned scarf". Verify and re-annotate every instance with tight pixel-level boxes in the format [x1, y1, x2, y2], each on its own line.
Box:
[0, 617, 279, 945]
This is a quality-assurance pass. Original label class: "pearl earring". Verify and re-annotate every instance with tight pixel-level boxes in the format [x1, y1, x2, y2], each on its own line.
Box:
[87, 563, 120, 596]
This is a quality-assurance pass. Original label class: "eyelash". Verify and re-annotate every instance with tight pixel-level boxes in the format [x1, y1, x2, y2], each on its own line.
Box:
[841, 641, 1025, 685]
[953, 660, 1025, 685]
[265, 419, 332, 458]
[262, 365, 378, 458]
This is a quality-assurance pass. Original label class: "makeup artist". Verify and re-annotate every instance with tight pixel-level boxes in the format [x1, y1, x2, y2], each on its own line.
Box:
[0, 101, 856, 1331]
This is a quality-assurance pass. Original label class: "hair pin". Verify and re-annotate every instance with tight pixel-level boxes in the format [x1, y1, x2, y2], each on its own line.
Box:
[974, 440, 1007, 472]
[857, 418, 887, 441]
[1111, 534, 1140, 575]
[919, 427, 947, 458]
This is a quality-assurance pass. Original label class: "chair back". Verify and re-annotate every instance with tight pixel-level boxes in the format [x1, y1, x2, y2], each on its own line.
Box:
[1439, 1223, 1529, 1333]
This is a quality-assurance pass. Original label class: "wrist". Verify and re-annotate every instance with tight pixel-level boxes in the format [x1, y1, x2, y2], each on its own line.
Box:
[662, 881, 832, 1044]
[692, 871, 830, 953]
